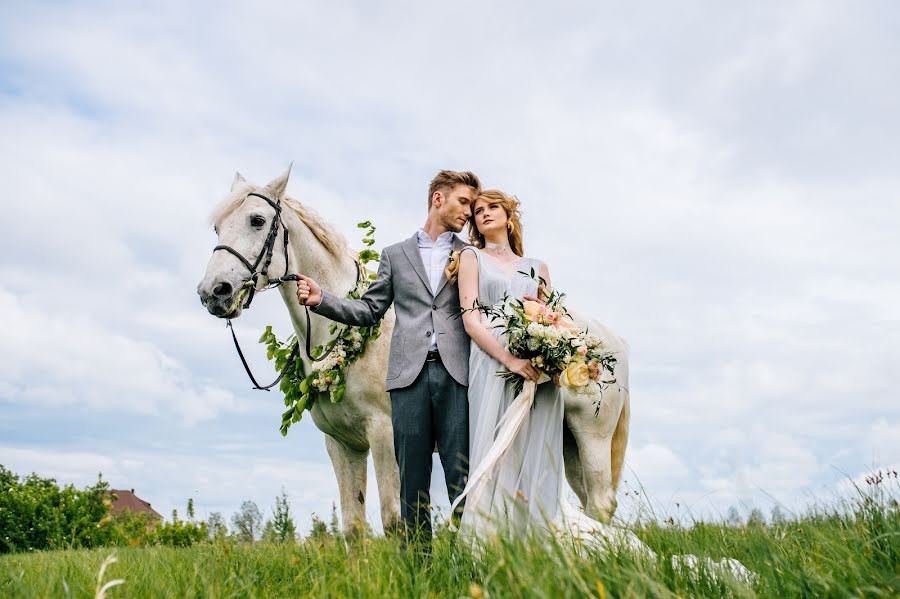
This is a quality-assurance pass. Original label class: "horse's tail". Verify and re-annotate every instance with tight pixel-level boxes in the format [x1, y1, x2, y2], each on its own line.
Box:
[610, 392, 629, 490]
[610, 337, 630, 491]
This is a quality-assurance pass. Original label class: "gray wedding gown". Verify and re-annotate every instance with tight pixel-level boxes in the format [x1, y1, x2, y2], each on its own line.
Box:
[457, 246, 565, 537]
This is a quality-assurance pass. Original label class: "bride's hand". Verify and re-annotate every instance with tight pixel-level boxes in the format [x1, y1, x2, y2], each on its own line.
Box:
[506, 356, 541, 383]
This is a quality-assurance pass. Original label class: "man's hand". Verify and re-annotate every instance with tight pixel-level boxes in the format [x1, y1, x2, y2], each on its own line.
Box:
[295, 274, 323, 307]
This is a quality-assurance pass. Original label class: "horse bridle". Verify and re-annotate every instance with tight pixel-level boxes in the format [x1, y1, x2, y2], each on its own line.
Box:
[210, 191, 359, 391]
[213, 191, 292, 312]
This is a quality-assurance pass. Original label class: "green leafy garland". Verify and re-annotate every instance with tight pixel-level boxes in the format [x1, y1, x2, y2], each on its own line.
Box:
[261, 221, 382, 436]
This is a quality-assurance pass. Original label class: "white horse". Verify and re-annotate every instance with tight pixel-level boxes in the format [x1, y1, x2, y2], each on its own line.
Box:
[197, 167, 630, 534]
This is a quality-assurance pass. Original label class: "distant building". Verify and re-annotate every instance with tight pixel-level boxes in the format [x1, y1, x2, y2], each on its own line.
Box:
[108, 488, 162, 521]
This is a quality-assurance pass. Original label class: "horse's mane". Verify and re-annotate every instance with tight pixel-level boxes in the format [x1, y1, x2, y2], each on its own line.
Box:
[209, 183, 349, 257]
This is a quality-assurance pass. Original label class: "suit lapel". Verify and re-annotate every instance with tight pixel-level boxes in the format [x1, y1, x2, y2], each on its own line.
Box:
[434, 235, 467, 297]
[401, 233, 433, 295]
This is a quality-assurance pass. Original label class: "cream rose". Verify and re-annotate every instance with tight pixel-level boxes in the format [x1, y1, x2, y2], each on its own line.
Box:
[559, 361, 591, 387]
[523, 300, 542, 321]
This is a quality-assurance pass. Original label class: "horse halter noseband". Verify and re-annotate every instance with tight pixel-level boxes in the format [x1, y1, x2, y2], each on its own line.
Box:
[212, 191, 292, 311]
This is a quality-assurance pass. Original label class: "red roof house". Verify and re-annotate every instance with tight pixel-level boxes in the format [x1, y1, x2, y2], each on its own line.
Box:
[108, 488, 162, 520]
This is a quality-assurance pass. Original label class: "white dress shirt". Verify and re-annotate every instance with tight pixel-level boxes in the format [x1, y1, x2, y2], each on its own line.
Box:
[417, 228, 455, 350]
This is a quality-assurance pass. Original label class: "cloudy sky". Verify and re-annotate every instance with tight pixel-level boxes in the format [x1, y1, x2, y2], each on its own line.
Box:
[1, 1, 898, 532]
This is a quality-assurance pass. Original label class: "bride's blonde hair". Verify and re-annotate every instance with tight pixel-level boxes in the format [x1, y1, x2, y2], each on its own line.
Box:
[445, 189, 524, 282]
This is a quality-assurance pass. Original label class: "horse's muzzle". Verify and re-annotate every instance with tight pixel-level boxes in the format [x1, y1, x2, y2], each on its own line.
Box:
[197, 279, 244, 318]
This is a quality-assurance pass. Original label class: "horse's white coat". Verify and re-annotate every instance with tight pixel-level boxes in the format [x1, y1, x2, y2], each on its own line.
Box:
[198, 168, 629, 533]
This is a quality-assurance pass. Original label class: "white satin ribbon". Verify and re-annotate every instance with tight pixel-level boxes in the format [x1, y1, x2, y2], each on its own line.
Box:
[451, 374, 550, 518]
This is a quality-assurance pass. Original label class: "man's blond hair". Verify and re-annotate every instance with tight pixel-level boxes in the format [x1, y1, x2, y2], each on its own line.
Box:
[427, 170, 482, 210]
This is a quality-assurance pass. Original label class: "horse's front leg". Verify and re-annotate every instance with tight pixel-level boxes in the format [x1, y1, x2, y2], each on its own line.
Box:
[324, 434, 369, 536]
[367, 411, 401, 535]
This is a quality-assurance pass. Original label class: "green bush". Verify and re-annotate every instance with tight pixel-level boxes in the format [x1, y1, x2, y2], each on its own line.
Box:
[0, 465, 210, 552]
[154, 509, 208, 547]
[0, 465, 113, 553]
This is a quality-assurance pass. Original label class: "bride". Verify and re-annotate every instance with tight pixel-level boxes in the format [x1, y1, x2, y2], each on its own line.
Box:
[449, 189, 566, 538]
[447, 190, 754, 582]
[450, 189, 623, 543]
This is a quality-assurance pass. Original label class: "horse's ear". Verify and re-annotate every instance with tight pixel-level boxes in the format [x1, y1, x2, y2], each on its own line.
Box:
[264, 164, 292, 199]
[231, 172, 247, 191]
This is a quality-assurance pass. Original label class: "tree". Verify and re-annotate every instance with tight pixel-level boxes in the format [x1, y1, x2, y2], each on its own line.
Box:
[261, 519, 277, 543]
[725, 506, 743, 527]
[207, 512, 227, 540]
[329, 502, 340, 536]
[771, 505, 788, 524]
[231, 500, 262, 543]
[186, 498, 195, 521]
[309, 513, 329, 540]
[0, 466, 114, 553]
[271, 489, 296, 543]
[747, 508, 766, 527]
[155, 505, 208, 547]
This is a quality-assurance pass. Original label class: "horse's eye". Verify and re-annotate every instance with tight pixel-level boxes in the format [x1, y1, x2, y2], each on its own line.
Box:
[250, 215, 266, 228]
[213, 225, 218, 234]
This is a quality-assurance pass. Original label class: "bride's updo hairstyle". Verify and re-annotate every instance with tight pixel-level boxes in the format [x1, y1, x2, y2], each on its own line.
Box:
[446, 189, 524, 282]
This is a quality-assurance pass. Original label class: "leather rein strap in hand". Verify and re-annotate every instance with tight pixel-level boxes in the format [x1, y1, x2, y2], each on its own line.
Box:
[225, 262, 360, 391]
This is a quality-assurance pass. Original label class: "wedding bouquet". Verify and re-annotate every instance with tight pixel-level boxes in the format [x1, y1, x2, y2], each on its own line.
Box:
[471, 272, 618, 399]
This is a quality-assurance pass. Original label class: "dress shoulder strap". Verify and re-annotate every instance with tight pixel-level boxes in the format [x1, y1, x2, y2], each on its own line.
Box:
[459, 246, 479, 260]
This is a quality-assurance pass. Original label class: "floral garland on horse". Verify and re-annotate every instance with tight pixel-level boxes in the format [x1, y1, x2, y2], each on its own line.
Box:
[261, 221, 382, 435]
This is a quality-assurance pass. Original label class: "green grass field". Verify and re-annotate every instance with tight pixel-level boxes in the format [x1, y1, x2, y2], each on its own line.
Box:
[2, 482, 898, 598]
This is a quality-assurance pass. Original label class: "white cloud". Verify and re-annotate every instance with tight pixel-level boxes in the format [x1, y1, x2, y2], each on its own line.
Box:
[867, 419, 900, 466]
[0, 0, 898, 526]
[0, 288, 248, 424]
[626, 443, 690, 487]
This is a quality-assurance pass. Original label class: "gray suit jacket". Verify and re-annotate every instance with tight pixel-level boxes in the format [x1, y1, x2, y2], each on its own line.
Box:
[313, 232, 470, 391]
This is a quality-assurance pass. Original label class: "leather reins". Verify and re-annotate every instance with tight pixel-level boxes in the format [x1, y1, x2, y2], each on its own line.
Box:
[210, 191, 359, 390]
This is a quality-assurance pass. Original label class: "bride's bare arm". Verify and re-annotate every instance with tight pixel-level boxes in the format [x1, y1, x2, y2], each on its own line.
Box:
[458, 250, 540, 382]
[537, 261, 552, 300]
[522, 261, 552, 303]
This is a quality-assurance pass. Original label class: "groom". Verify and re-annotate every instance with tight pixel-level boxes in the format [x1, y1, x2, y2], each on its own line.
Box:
[295, 169, 481, 543]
